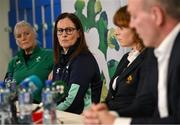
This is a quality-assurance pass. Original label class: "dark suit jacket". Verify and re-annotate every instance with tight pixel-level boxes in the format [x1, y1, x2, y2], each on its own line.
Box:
[132, 32, 180, 124]
[105, 49, 156, 117]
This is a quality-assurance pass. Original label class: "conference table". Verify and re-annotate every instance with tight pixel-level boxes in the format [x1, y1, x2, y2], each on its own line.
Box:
[33, 105, 84, 124]
[16, 103, 84, 124]
[56, 110, 83, 124]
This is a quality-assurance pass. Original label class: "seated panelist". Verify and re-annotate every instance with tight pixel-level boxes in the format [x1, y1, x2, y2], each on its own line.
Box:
[52, 13, 102, 114]
[5, 20, 54, 103]
[105, 6, 154, 117]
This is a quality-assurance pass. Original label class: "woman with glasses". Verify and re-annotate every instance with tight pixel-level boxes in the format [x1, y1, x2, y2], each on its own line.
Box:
[6, 20, 54, 103]
[52, 12, 102, 114]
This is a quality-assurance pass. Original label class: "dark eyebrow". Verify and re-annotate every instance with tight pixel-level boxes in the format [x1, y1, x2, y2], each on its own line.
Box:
[57, 27, 76, 29]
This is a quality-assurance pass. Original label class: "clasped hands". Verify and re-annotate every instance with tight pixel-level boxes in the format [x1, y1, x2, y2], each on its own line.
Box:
[83, 103, 117, 125]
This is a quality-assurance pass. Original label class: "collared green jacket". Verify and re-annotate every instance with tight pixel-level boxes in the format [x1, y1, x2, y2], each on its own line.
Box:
[7, 45, 54, 102]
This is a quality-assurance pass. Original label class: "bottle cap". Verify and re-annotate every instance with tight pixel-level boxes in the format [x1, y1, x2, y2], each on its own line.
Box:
[0, 81, 5, 88]
[45, 80, 52, 88]
[20, 81, 29, 89]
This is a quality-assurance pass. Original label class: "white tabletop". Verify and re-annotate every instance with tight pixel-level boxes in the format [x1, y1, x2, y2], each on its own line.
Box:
[56, 110, 83, 124]
[16, 102, 84, 124]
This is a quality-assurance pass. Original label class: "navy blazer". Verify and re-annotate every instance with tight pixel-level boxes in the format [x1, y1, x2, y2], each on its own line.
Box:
[53, 52, 102, 114]
[106, 49, 156, 117]
[132, 32, 180, 124]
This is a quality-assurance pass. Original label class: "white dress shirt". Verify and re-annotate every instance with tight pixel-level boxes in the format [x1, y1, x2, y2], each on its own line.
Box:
[113, 23, 180, 125]
[154, 23, 180, 118]
[127, 50, 140, 66]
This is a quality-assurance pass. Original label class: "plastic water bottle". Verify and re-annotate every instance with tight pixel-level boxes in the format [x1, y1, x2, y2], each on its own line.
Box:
[0, 81, 11, 124]
[18, 81, 32, 124]
[42, 80, 57, 124]
[4, 74, 18, 124]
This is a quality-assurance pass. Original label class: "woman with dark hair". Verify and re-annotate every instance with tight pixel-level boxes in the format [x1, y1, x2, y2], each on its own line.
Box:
[52, 12, 102, 114]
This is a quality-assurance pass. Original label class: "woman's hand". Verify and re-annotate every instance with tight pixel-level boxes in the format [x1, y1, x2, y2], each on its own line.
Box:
[83, 103, 116, 125]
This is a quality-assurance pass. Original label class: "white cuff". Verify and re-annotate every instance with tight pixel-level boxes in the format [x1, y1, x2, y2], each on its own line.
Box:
[109, 111, 119, 117]
[113, 117, 132, 125]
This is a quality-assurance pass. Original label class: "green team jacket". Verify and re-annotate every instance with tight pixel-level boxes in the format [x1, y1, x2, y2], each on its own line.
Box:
[7, 45, 54, 102]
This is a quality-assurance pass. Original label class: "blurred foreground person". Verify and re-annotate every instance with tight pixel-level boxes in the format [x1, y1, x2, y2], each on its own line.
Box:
[84, 0, 180, 124]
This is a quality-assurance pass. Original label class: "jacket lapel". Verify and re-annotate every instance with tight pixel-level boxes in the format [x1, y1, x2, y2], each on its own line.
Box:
[118, 49, 147, 80]
[168, 32, 180, 82]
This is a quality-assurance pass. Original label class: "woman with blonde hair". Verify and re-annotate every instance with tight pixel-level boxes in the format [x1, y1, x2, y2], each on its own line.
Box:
[6, 20, 54, 103]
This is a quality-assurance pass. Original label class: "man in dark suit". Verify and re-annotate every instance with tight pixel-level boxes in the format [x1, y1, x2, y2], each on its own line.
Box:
[128, 0, 180, 123]
[83, 0, 180, 124]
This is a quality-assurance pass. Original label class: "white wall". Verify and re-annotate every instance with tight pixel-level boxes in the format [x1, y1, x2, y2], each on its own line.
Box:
[0, 0, 12, 80]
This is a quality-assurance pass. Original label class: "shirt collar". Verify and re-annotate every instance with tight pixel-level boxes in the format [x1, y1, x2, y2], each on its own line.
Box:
[154, 23, 180, 59]
[127, 49, 140, 64]
[18, 44, 41, 61]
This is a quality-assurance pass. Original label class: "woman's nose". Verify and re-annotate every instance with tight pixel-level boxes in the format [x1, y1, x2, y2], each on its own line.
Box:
[21, 34, 26, 39]
[20, 34, 27, 40]
[61, 31, 68, 37]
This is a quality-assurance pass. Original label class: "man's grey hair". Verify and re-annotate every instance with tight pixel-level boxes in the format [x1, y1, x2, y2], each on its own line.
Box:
[144, 0, 180, 21]
[159, 0, 180, 20]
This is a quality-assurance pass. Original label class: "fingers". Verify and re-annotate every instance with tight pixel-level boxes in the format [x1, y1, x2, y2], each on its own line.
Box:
[91, 103, 108, 111]
[83, 103, 110, 125]
[97, 111, 116, 125]
[83, 109, 97, 118]
[84, 117, 101, 125]
[83, 109, 101, 125]
[95, 103, 108, 111]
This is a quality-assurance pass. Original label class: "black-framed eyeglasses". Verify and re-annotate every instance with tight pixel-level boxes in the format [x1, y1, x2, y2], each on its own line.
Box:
[57, 27, 77, 35]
